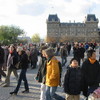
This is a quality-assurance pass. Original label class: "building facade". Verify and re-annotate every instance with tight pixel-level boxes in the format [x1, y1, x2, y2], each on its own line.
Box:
[46, 14, 100, 42]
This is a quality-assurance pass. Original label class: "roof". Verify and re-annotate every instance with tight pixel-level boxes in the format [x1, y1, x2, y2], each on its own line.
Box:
[48, 14, 60, 21]
[86, 14, 97, 21]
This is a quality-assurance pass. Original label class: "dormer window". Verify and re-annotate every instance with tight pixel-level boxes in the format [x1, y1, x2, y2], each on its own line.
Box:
[90, 18, 94, 21]
[52, 19, 55, 21]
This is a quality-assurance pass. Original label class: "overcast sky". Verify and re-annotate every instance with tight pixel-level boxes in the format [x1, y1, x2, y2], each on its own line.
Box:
[0, 0, 100, 38]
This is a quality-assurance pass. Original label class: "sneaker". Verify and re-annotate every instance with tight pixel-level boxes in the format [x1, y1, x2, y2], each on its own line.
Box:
[10, 92, 17, 95]
[22, 90, 29, 93]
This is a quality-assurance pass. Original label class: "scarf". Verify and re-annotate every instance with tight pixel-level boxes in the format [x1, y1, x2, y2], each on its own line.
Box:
[89, 58, 96, 64]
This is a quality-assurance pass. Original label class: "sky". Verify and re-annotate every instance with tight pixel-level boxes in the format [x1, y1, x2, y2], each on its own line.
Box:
[0, 0, 100, 38]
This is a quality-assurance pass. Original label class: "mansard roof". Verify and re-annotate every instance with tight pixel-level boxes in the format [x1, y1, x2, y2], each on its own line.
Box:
[48, 14, 60, 21]
[86, 14, 97, 21]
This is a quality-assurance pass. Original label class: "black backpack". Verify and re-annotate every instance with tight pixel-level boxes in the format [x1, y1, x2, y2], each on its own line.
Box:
[58, 61, 62, 86]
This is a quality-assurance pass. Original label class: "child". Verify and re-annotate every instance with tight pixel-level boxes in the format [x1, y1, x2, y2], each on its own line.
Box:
[63, 58, 82, 100]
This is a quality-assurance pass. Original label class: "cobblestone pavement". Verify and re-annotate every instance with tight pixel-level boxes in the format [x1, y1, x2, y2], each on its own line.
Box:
[0, 48, 99, 100]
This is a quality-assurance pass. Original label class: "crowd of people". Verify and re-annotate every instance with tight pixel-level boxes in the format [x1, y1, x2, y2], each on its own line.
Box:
[0, 42, 100, 100]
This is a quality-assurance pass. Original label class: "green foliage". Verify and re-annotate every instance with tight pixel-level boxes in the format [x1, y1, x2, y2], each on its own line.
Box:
[17, 39, 28, 45]
[31, 33, 41, 43]
[0, 25, 25, 45]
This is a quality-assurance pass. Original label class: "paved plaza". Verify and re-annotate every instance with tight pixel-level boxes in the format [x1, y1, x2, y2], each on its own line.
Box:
[0, 48, 99, 100]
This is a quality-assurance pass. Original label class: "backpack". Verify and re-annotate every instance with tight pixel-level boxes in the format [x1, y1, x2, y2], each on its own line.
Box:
[58, 61, 62, 86]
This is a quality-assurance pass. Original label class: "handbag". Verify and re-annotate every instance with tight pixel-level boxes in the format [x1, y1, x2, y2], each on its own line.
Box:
[15, 62, 21, 70]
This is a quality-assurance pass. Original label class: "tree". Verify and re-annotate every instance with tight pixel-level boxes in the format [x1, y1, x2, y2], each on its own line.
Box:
[46, 36, 58, 43]
[31, 33, 41, 43]
[0, 25, 25, 45]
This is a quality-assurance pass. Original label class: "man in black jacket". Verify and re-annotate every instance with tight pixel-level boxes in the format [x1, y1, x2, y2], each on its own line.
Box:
[73, 44, 81, 65]
[0, 45, 6, 81]
[30, 45, 38, 69]
[81, 49, 100, 98]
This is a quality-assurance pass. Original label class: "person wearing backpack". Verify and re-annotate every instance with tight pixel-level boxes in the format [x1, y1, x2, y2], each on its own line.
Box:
[35, 46, 48, 100]
[44, 47, 65, 100]
[63, 58, 82, 100]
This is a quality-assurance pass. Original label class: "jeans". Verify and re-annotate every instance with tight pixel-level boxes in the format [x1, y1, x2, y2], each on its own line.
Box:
[14, 69, 29, 93]
[46, 86, 65, 100]
[61, 56, 67, 66]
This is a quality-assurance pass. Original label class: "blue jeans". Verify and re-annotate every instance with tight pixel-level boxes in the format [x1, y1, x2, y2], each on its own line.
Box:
[14, 69, 29, 93]
[61, 56, 67, 66]
[46, 86, 65, 100]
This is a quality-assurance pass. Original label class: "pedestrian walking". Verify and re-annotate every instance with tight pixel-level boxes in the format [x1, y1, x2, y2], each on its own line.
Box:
[30, 45, 38, 69]
[0, 45, 6, 81]
[44, 48, 65, 100]
[73, 44, 81, 65]
[60, 44, 67, 67]
[10, 47, 29, 95]
[63, 58, 82, 100]
[81, 49, 100, 99]
[3, 45, 18, 87]
[35, 46, 48, 100]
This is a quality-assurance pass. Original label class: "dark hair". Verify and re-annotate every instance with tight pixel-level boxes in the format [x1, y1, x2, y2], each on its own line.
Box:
[10, 44, 16, 51]
[70, 58, 79, 64]
[41, 46, 48, 51]
[87, 49, 95, 58]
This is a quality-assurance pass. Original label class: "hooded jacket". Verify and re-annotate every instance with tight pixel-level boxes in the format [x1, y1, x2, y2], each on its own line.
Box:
[45, 56, 60, 87]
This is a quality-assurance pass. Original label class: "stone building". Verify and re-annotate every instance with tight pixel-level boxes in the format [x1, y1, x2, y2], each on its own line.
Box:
[46, 14, 100, 42]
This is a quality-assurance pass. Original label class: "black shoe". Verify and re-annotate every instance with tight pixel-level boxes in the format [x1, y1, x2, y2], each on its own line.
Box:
[32, 67, 36, 69]
[22, 90, 29, 93]
[10, 91, 17, 95]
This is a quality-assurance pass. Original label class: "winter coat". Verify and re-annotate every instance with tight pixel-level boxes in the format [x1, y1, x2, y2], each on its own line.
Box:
[0, 47, 4, 64]
[80, 47, 85, 58]
[81, 59, 100, 96]
[36, 57, 47, 83]
[73, 47, 81, 59]
[60, 47, 67, 57]
[30, 48, 38, 62]
[7, 51, 18, 69]
[45, 56, 60, 87]
[63, 66, 82, 95]
[19, 51, 29, 69]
